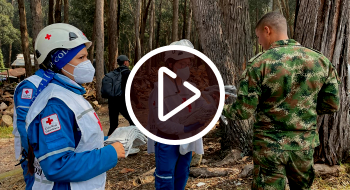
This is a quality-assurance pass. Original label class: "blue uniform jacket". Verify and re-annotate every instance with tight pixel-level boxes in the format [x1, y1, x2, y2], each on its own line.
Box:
[27, 73, 118, 190]
[14, 69, 44, 153]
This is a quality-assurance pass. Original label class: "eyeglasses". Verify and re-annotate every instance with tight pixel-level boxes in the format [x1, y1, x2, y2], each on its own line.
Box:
[175, 60, 193, 69]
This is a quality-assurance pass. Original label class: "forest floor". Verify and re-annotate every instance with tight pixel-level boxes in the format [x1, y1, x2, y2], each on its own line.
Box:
[0, 101, 349, 190]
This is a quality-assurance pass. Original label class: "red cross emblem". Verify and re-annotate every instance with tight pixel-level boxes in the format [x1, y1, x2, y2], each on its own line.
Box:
[25, 90, 29, 94]
[182, 98, 192, 112]
[46, 117, 53, 125]
[45, 34, 52, 40]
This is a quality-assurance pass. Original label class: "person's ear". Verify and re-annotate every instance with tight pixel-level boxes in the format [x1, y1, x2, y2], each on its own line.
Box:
[264, 26, 271, 35]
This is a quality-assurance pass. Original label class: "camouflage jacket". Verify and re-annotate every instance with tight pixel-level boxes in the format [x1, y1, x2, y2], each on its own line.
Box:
[228, 39, 340, 150]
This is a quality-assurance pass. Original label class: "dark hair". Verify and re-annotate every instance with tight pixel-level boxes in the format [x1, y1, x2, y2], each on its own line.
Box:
[117, 60, 125, 66]
[255, 11, 287, 32]
[165, 58, 177, 70]
[39, 49, 63, 73]
[27, 139, 35, 175]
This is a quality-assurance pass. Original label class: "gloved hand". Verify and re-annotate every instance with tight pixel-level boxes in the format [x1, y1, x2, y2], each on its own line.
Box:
[184, 122, 205, 133]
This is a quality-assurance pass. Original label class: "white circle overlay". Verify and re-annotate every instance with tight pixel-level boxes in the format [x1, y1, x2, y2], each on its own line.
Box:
[125, 45, 225, 145]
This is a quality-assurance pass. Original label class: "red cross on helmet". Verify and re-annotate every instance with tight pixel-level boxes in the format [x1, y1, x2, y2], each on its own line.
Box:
[34, 23, 92, 65]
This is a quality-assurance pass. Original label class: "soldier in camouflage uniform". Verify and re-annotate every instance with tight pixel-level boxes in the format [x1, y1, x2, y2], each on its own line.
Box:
[226, 12, 340, 189]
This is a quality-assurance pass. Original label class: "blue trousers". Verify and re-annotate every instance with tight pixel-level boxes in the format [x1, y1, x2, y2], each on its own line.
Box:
[154, 143, 192, 190]
[21, 159, 34, 190]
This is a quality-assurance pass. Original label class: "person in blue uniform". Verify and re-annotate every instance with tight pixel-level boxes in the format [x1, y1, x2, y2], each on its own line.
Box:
[147, 39, 211, 190]
[13, 69, 44, 190]
[25, 23, 125, 190]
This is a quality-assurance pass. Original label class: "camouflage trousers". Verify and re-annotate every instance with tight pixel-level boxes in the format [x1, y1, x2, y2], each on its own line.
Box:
[252, 146, 315, 190]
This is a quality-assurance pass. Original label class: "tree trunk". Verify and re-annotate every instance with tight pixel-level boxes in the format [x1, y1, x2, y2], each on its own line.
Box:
[18, 0, 32, 77]
[172, 0, 179, 41]
[182, 0, 187, 39]
[135, 0, 141, 63]
[149, 0, 154, 51]
[140, 0, 151, 55]
[30, 0, 43, 71]
[89, 11, 96, 65]
[294, 0, 350, 165]
[147, 0, 155, 75]
[155, 0, 162, 48]
[117, 0, 121, 52]
[64, 0, 68, 23]
[55, 0, 62, 23]
[186, 2, 192, 40]
[280, 0, 293, 38]
[49, 0, 54, 24]
[218, 0, 252, 83]
[95, 0, 104, 103]
[255, 6, 259, 55]
[8, 43, 12, 68]
[273, 0, 279, 11]
[8, 0, 15, 68]
[191, 0, 253, 155]
[108, 0, 118, 71]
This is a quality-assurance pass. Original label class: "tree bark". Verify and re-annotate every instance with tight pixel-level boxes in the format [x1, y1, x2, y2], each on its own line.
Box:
[18, 0, 32, 77]
[30, 0, 43, 71]
[89, 11, 96, 65]
[218, 0, 252, 83]
[155, 0, 163, 48]
[186, 1, 192, 40]
[8, 43, 12, 68]
[135, 0, 141, 63]
[49, 0, 54, 24]
[140, 0, 151, 55]
[8, 0, 15, 68]
[172, 0, 179, 42]
[192, 0, 253, 155]
[147, 0, 155, 75]
[255, 6, 259, 55]
[182, 0, 187, 39]
[280, 0, 293, 38]
[95, 0, 104, 103]
[55, 0, 61, 23]
[64, 0, 68, 23]
[108, 0, 118, 71]
[149, 0, 154, 52]
[117, 0, 121, 51]
[273, 0, 279, 11]
[294, 0, 350, 165]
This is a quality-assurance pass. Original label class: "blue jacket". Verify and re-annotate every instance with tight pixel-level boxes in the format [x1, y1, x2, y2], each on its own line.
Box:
[27, 73, 118, 190]
[14, 69, 44, 153]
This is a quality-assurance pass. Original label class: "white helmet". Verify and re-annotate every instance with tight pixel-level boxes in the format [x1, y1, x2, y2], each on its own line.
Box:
[35, 23, 92, 65]
[164, 39, 195, 62]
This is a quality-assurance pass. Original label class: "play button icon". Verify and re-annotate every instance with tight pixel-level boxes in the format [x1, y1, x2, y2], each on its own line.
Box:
[125, 45, 225, 145]
[158, 67, 201, 122]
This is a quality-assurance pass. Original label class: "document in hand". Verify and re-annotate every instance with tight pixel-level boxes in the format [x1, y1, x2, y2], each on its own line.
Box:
[104, 125, 147, 157]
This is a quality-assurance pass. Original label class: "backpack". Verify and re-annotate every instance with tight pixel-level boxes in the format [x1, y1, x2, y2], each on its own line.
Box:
[101, 69, 126, 98]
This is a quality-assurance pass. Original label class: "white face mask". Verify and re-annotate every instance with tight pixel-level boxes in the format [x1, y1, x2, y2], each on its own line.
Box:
[62, 60, 95, 84]
[176, 66, 190, 81]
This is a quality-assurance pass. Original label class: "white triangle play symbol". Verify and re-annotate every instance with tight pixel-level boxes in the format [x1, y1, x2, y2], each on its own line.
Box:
[158, 67, 201, 122]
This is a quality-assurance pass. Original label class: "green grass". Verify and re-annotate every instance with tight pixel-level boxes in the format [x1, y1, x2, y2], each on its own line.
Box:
[312, 163, 350, 190]
[0, 126, 14, 138]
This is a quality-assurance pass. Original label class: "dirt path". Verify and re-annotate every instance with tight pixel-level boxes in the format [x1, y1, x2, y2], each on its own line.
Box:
[0, 138, 21, 174]
[1, 103, 349, 189]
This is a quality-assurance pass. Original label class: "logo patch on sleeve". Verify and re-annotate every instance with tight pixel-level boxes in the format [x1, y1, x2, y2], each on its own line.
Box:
[21, 88, 33, 99]
[41, 114, 61, 135]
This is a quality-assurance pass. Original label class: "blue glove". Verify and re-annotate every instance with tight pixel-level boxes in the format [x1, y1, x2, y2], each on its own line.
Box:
[184, 122, 204, 133]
